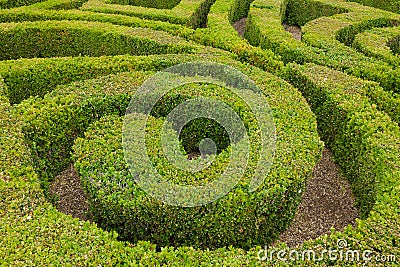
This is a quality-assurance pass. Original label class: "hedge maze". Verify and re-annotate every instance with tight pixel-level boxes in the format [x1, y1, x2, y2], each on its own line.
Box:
[1, 0, 399, 266]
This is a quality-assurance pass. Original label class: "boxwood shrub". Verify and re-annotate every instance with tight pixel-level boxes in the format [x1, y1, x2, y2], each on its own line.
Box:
[284, 63, 400, 218]
[245, 0, 400, 93]
[71, 61, 322, 249]
[0, 0, 45, 9]
[346, 0, 400, 14]
[282, 62, 400, 266]
[0, 20, 198, 61]
[352, 26, 400, 66]
[106, 0, 182, 9]
[82, 0, 216, 28]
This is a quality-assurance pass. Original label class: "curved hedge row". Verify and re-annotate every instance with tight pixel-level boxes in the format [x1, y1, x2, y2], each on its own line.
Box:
[245, 0, 400, 93]
[352, 26, 400, 66]
[14, 53, 322, 249]
[348, 0, 400, 14]
[107, 0, 182, 9]
[0, 20, 199, 61]
[1, 0, 399, 265]
[82, 0, 216, 28]
[283, 62, 400, 265]
[0, 0, 45, 9]
[71, 65, 322, 249]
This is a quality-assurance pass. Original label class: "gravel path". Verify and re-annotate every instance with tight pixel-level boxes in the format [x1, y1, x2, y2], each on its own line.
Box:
[278, 148, 359, 247]
[233, 17, 247, 38]
[283, 23, 302, 41]
[49, 164, 91, 221]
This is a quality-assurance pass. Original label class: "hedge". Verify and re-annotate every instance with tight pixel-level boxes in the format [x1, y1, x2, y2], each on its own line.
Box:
[13, 54, 221, 182]
[1, 0, 398, 265]
[29, 0, 89, 10]
[106, 0, 182, 9]
[0, 91, 265, 266]
[282, 0, 348, 26]
[352, 26, 400, 66]
[244, 0, 400, 93]
[0, 0, 284, 74]
[283, 63, 400, 218]
[0, 0, 45, 9]
[0, 49, 208, 105]
[281, 62, 400, 266]
[346, 0, 400, 14]
[70, 61, 321, 250]
[0, 20, 199, 61]
[81, 0, 216, 28]
[288, 63, 400, 126]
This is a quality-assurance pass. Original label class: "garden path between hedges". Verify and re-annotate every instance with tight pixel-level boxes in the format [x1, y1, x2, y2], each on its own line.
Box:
[233, 18, 302, 41]
[50, 148, 358, 248]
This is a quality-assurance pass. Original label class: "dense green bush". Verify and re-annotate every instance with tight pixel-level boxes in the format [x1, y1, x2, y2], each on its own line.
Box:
[282, 0, 347, 26]
[245, 0, 400, 93]
[284, 63, 400, 217]
[0, 0, 45, 9]
[71, 60, 321, 249]
[1, 0, 399, 265]
[82, 0, 216, 28]
[347, 0, 400, 14]
[352, 26, 400, 66]
[282, 62, 400, 265]
[106, 0, 182, 9]
[0, 20, 198, 61]
[0, 54, 205, 105]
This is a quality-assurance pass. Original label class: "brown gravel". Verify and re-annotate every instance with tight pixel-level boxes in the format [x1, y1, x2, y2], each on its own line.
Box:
[50, 149, 358, 248]
[49, 164, 91, 221]
[283, 23, 302, 41]
[278, 148, 359, 247]
[233, 17, 247, 38]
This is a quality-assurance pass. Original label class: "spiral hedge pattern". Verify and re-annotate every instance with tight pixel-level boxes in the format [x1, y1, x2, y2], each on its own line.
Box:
[1, 0, 399, 266]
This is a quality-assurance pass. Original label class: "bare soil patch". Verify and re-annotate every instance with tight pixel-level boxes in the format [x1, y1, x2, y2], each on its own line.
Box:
[233, 17, 247, 38]
[278, 148, 359, 247]
[283, 23, 302, 41]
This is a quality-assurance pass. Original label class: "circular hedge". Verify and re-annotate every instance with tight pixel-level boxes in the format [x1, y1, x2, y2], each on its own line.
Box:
[71, 59, 322, 250]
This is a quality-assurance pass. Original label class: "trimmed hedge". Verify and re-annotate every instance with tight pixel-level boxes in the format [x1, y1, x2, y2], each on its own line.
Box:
[17, 71, 154, 187]
[0, 0, 284, 74]
[0, 0, 45, 9]
[243, 0, 400, 93]
[282, 0, 347, 26]
[284, 63, 400, 218]
[352, 26, 400, 66]
[82, 0, 216, 28]
[71, 60, 321, 249]
[11, 53, 321, 249]
[282, 62, 400, 265]
[289, 63, 400, 126]
[106, 0, 182, 9]
[347, 0, 400, 14]
[0, 20, 198, 61]
[0, 54, 208, 105]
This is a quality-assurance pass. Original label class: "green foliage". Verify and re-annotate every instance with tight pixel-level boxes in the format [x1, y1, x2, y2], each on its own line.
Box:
[82, 0, 216, 29]
[1, 0, 399, 265]
[72, 61, 321, 249]
[347, 0, 400, 14]
[106, 0, 182, 9]
[0, 0, 45, 9]
[0, 20, 198, 61]
[282, 0, 347, 26]
[284, 63, 400, 218]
